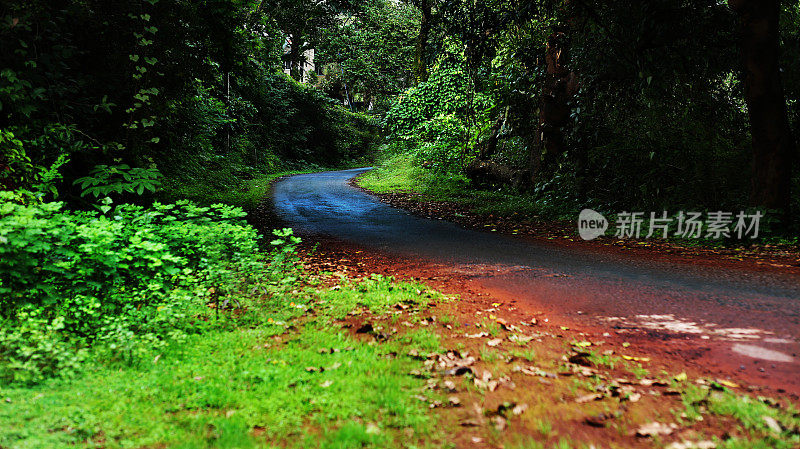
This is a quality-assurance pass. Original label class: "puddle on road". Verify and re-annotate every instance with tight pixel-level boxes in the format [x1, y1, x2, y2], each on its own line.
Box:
[604, 314, 797, 363]
[763, 337, 795, 344]
[731, 343, 795, 362]
[446, 264, 536, 277]
[604, 314, 771, 340]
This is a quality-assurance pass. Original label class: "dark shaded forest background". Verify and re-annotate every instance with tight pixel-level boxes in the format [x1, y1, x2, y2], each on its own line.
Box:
[1, 0, 799, 228]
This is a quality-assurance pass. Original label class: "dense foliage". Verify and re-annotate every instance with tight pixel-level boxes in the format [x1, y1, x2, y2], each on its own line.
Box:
[378, 0, 800, 228]
[315, 0, 420, 111]
[2, 0, 798, 390]
[0, 191, 300, 384]
[0, 0, 378, 207]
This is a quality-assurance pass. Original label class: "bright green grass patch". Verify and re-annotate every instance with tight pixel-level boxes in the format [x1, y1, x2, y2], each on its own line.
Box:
[358, 154, 568, 220]
[163, 169, 319, 210]
[358, 154, 426, 194]
[681, 384, 800, 449]
[0, 278, 444, 449]
[315, 274, 447, 320]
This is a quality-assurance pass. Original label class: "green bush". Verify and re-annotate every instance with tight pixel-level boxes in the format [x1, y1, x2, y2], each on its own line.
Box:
[0, 314, 87, 385]
[0, 130, 34, 191]
[385, 66, 470, 140]
[383, 46, 498, 176]
[0, 192, 274, 384]
[412, 114, 469, 172]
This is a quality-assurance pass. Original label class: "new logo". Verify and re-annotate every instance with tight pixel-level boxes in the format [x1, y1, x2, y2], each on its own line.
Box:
[578, 209, 608, 240]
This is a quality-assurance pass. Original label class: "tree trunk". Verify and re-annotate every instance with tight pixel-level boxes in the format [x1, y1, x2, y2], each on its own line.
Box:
[466, 161, 529, 188]
[414, 0, 431, 83]
[729, 0, 795, 218]
[530, 30, 578, 184]
[466, 107, 529, 188]
[289, 32, 303, 81]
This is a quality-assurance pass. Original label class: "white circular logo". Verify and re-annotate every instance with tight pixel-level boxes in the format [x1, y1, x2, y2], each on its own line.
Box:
[578, 209, 608, 240]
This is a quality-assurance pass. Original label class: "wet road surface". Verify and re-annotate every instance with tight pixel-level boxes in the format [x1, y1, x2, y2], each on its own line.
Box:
[273, 168, 800, 390]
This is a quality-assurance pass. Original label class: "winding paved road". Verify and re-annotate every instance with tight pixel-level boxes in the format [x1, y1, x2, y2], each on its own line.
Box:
[274, 168, 800, 391]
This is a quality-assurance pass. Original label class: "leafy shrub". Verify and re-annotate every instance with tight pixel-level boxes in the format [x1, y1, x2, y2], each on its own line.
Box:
[384, 66, 470, 140]
[412, 114, 469, 172]
[268, 228, 303, 283]
[0, 130, 34, 191]
[0, 314, 87, 385]
[0, 192, 270, 383]
[74, 164, 162, 198]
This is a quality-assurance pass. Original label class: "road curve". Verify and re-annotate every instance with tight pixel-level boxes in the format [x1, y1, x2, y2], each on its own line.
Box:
[273, 168, 800, 388]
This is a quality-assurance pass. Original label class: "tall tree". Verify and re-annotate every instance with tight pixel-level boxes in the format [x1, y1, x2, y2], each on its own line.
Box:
[264, 0, 352, 81]
[729, 0, 796, 217]
[530, 28, 577, 184]
[316, 0, 419, 107]
[413, 0, 431, 83]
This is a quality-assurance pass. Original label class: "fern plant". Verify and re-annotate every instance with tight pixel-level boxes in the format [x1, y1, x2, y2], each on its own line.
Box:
[74, 164, 162, 197]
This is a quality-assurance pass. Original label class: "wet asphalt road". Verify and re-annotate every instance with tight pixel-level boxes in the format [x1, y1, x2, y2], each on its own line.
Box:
[273, 168, 800, 378]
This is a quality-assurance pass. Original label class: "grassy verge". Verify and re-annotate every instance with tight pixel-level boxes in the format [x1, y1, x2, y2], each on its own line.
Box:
[305, 246, 800, 449]
[161, 156, 374, 212]
[358, 153, 556, 219]
[162, 168, 322, 211]
[0, 274, 446, 449]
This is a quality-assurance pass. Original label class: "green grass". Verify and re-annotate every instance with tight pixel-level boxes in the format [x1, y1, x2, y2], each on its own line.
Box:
[507, 436, 545, 449]
[0, 277, 444, 449]
[315, 274, 446, 320]
[358, 153, 576, 221]
[510, 348, 537, 362]
[535, 419, 553, 437]
[162, 168, 321, 210]
[357, 154, 425, 194]
[681, 384, 800, 449]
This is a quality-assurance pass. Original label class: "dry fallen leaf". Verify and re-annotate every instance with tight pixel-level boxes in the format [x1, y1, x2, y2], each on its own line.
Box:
[666, 440, 716, 449]
[762, 415, 782, 434]
[490, 415, 507, 431]
[465, 331, 489, 338]
[626, 392, 642, 402]
[584, 411, 619, 427]
[635, 422, 677, 437]
[716, 379, 740, 389]
[460, 418, 480, 427]
[576, 393, 604, 403]
[511, 403, 528, 415]
[509, 334, 534, 343]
